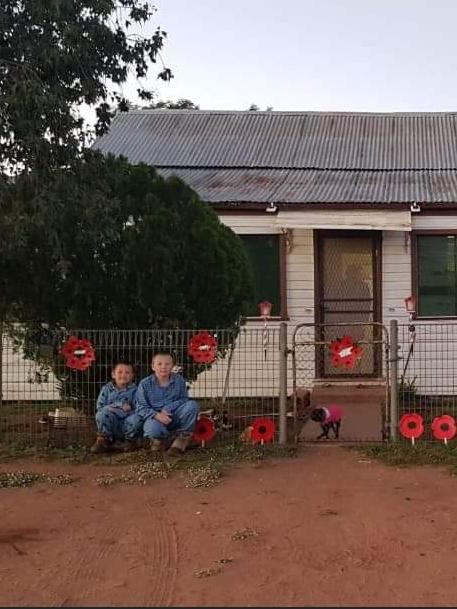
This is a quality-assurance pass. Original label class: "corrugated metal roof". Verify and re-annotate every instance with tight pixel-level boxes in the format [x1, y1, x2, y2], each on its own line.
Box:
[93, 110, 457, 205]
[157, 168, 457, 204]
[94, 110, 457, 170]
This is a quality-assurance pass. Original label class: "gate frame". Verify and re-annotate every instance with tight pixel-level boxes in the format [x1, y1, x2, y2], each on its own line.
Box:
[291, 321, 392, 442]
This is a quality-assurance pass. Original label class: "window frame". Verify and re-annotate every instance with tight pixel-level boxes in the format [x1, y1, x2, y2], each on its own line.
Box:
[241, 231, 288, 321]
[412, 230, 457, 319]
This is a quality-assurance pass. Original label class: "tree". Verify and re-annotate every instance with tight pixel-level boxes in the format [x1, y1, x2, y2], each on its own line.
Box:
[248, 104, 273, 111]
[0, 0, 172, 173]
[5, 154, 254, 405]
[8, 154, 253, 328]
[150, 98, 200, 110]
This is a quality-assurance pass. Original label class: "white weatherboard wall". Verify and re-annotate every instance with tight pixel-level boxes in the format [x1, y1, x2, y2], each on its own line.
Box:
[1, 336, 60, 401]
[190, 217, 315, 398]
[193, 212, 457, 398]
[383, 215, 457, 394]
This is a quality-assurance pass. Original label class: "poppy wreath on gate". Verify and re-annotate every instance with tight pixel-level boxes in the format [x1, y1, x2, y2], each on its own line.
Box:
[399, 413, 424, 440]
[431, 415, 457, 443]
[329, 335, 364, 369]
[60, 336, 96, 371]
[251, 418, 276, 444]
[192, 416, 216, 445]
[188, 331, 218, 364]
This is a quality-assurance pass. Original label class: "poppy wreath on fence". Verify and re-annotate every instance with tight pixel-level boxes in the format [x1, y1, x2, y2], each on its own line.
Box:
[329, 336, 364, 369]
[431, 415, 457, 443]
[60, 336, 96, 371]
[188, 331, 218, 364]
[399, 413, 424, 441]
[192, 416, 216, 446]
[251, 418, 276, 444]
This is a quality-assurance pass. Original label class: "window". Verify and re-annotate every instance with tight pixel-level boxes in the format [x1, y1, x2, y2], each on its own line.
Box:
[240, 234, 283, 317]
[416, 234, 457, 317]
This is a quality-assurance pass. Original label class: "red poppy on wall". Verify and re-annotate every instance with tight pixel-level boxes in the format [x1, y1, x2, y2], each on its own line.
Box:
[431, 415, 456, 444]
[329, 336, 364, 369]
[399, 413, 424, 445]
[251, 418, 276, 445]
[188, 331, 218, 364]
[192, 416, 216, 447]
[60, 336, 96, 371]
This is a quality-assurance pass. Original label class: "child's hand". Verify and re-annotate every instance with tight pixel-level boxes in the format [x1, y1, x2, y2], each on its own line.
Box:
[122, 403, 132, 412]
[155, 411, 172, 425]
[107, 405, 119, 413]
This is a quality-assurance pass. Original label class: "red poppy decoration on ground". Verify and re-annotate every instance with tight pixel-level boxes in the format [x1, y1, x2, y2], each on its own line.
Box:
[188, 331, 218, 364]
[60, 336, 96, 371]
[329, 335, 364, 369]
[431, 415, 456, 444]
[399, 413, 424, 445]
[192, 416, 216, 447]
[251, 418, 276, 445]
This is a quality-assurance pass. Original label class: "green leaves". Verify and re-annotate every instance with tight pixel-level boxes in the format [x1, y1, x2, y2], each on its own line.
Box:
[0, 0, 173, 172]
[4, 155, 254, 331]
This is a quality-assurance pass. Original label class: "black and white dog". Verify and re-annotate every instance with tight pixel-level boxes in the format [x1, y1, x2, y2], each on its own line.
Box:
[310, 405, 343, 440]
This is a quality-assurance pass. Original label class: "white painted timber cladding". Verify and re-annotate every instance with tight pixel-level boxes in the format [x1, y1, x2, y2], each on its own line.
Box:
[195, 213, 457, 397]
[191, 216, 315, 397]
[1, 336, 60, 401]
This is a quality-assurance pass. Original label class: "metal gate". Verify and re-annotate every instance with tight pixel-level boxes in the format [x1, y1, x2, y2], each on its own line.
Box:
[291, 322, 391, 442]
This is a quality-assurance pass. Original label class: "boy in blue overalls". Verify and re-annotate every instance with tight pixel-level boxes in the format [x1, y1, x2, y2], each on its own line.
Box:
[91, 361, 141, 453]
[135, 351, 199, 457]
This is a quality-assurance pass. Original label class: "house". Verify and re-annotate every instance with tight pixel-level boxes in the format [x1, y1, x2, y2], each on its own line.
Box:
[94, 110, 457, 416]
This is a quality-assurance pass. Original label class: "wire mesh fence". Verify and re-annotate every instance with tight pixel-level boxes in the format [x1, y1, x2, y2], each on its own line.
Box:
[398, 322, 457, 441]
[0, 325, 281, 448]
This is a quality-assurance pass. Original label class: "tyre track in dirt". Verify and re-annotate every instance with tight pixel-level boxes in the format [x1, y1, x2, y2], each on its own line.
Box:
[136, 498, 178, 607]
[7, 495, 179, 607]
[30, 522, 122, 606]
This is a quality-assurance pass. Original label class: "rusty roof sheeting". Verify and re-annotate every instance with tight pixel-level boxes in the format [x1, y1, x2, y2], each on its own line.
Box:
[94, 110, 457, 171]
[157, 167, 457, 204]
[94, 110, 457, 205]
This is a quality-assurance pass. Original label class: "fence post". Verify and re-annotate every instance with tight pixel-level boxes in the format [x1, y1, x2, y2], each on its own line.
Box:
[0, 318, 3, 409]
[279, 322, 288, 445]
[389, 319, 399, 441]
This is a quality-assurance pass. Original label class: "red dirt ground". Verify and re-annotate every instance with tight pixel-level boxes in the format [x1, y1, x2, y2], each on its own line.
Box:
[1, 446, 456, 607]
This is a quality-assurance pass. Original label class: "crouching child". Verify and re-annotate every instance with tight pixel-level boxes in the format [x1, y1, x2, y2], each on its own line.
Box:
[91, 361, 142, 453]
[135, 351, 199, 458]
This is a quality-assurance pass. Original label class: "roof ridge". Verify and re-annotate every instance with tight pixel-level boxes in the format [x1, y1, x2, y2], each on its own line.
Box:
[155, 166, 457, 172]
[122, 109, 457, 117]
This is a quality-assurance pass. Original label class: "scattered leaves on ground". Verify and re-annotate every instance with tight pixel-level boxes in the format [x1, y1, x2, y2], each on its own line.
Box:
[194, 566, 222, 578]
[231, 527, 259, 541]
[95, 461, 174, 487]
[0, 471, 74, 489]
[185, 463, 222, 488]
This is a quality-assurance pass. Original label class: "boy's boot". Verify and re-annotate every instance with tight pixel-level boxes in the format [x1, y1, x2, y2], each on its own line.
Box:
[90, 434, 111, 454]
[123, 438, 138, 452]
[150, 438, 163, 452]
[166, 433, 191, 458]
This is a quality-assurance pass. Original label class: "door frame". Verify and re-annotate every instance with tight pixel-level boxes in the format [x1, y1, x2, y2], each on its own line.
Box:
[313, 229, 383, 379]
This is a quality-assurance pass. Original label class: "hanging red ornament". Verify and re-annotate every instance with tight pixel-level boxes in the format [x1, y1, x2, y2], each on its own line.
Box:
[329, 335, 363, 369]
[188, 331, 218, 364]
[60, 336, 96, 371]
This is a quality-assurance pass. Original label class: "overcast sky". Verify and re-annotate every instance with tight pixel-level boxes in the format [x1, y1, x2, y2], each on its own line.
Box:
[133, 0, 457, 112]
